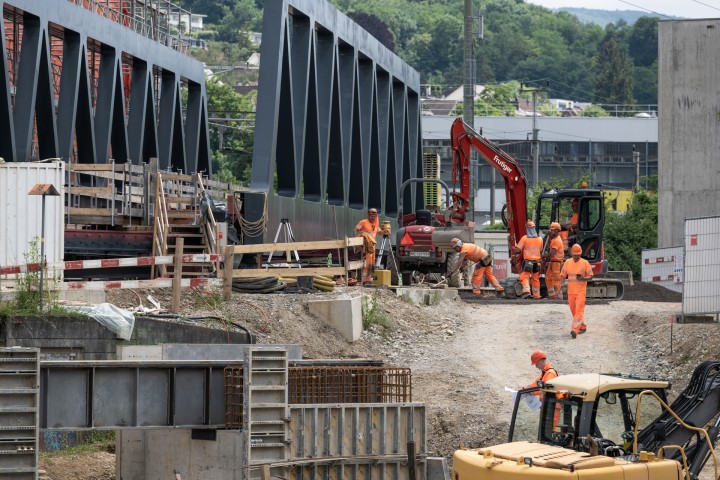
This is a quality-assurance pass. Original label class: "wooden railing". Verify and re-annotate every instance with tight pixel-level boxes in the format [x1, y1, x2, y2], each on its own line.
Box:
[196, 173, 219, 255]
[151, 173, 171, 277]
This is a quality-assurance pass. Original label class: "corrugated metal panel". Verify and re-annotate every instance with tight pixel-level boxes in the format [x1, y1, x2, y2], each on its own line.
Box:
[641, 246, 683, 293]
[0, 163, 65, 282]
[683, 216, 720, 315]
[288, 404, 426, 480]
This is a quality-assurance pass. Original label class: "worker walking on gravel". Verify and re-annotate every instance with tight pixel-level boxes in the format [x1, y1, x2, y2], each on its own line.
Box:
[561, 243, 594, 338]
[355, 208, 380, 285]
[544, 222, 564, 299]
[514, 220, 543, 299]
[447, 238, 504, 294]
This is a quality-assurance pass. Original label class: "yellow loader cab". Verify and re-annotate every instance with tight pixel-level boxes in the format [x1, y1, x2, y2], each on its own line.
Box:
[454, 364, 720, 480]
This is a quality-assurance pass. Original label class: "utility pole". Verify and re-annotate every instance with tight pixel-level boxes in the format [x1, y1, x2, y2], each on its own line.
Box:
[463, 0, 476, 222]
[633, 145, 640, 192]
[520, 82, 546, 188]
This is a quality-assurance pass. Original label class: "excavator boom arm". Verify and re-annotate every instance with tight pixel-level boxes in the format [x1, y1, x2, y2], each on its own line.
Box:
[451, 117, 528, 249]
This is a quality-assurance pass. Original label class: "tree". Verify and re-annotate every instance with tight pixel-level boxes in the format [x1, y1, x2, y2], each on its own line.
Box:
[594, 36, 635, 110]
[582, 104, 610, 117]
[603, 190, 657, 279]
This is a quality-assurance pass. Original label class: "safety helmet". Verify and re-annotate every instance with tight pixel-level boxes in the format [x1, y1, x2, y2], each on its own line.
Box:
[450, 238, 462, 248]
[580, 181, 588, 188]
[526, 220, 536, 229]
[571, 198, 579, 206]
[571, 244, 582, 255]
[549, 222, 561, 231]
[530, 350, 547, 366]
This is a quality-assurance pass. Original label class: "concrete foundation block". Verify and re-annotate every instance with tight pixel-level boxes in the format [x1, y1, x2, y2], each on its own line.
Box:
[308, 295, 362, 342]
[396, 287, 458, 305]
[60, 288, 107, 304]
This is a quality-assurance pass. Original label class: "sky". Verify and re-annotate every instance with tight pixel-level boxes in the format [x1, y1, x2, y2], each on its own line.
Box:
[524, 0, 720, 19]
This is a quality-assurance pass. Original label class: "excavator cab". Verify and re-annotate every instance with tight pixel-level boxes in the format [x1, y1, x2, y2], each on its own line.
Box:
[536, 189, 608, 275]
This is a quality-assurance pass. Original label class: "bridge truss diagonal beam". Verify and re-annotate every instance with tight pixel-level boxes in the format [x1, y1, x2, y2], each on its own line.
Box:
[0, 0, 210, 175]
[250, 0, 422, 217]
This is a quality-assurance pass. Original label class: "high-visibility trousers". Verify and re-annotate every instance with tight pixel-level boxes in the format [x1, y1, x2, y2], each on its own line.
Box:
[471, 265, 503, 294]
[545, 262, 563, 299]
[362, 251, 376, 281]
[567, 293, 587, 332]
[519, 271, 541, 298]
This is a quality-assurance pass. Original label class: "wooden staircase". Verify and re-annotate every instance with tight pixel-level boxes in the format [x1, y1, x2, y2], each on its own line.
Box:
[152, 172, 220, 278]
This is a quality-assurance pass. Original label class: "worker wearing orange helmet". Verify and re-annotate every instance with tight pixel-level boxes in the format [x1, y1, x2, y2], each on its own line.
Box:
[355, 208, 380, 284]
[545, 222, 564, 299]
[526, 350, 558, 389]
[514, 220, 543, 299]
[447, 238, 504, 294]
[561, 243, 594, 338]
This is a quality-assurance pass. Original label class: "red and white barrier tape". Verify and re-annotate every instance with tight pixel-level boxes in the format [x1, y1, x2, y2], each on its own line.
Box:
[62, 277, 224, 291]
[643, 256, 675, 265]
[0, 254, 223, 275]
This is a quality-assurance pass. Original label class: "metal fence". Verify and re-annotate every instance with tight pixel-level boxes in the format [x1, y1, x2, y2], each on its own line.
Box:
[683, 216, 720, 317]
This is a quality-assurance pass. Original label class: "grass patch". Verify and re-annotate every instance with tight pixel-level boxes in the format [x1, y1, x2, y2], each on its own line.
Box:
[40, 431, 115, 457]
[361, 295, 392, 331]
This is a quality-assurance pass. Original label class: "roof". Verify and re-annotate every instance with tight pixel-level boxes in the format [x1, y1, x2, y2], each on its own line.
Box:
[422, 115, 658, 143]
[544, 374, 669, 401]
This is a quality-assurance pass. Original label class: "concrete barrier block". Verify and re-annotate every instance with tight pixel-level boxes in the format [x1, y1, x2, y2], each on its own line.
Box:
[396, 287, 458, 305]
[308, 296, 362, 342]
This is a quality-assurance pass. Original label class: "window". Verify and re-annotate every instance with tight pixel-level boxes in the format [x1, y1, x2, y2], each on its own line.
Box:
[593, 389, 664, 451]
[579, 198, 601, 232]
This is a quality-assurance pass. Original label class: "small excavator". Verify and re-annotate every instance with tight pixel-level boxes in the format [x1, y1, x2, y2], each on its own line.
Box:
[450, 117, 624, 300]
[453, 361, 720, 480]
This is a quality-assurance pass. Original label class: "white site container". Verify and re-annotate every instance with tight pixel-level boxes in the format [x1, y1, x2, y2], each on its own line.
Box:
[0, 162, 65, 283]
[683, 216, 720, 315]
[641, 246, 683, 293]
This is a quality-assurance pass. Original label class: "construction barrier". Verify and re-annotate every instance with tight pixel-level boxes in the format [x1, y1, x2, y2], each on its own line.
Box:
[641, 246, 683, 293]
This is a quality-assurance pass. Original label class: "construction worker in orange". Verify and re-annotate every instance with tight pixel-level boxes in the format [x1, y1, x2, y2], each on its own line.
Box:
[447, 238, 504, 294]
[561, 243, 594, 338]
[559, 198, 579, 252]
[355, 208, 380, 285]
[514, 220, 543, 299]
[526, 350, 558, 390]
[544, 222, 564, 299]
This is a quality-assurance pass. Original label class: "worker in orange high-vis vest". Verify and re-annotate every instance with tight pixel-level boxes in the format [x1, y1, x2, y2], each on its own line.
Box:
[355, 208, 380, 284]
[526, 350, 561, 428]
[544, 222, 565, 300]
[561, 243, 594, 338]
[514, 220, 544, 299]
[447, 238, 505, 294]
[559, 198, 579, 253]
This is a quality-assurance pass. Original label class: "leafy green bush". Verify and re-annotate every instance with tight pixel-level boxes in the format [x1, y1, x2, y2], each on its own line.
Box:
[603, 190, 657, 278]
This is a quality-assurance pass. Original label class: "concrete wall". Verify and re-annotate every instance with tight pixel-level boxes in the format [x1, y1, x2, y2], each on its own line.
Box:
[0, 316, 250, 359]
[658, 19, 720, 247]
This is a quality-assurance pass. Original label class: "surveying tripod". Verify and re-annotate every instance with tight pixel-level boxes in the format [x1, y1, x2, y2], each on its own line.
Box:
[266, 218, 300, 264]
[375, 232, 396, 270]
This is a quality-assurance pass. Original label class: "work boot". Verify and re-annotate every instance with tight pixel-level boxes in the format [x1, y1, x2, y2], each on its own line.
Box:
[579, 328, 587, 334]
[521, 292, 531, 299]
[570, 330, 577, 339]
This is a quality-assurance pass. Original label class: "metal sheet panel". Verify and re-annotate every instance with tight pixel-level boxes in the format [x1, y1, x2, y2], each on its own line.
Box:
[0, 162, 64, 281]
[641, 246, 683, 293]
[475, 231, 514, 282]
[683, 216, 720, 315]
[288, 404, 426, 480]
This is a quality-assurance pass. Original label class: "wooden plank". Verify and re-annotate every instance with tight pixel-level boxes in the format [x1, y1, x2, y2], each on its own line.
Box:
[165, 196, 195, 204]
[67, 186, 114, 195]
[346, 260, 364, 270]
[223, 246, 234, 300]
[68, 207, 114, 216]
[172, 238, 184, 313]
[232, 266, 348, 278]
[68, 163, 125, 172]
[230, 238, 362, 254]
[160, 171, 193, 182]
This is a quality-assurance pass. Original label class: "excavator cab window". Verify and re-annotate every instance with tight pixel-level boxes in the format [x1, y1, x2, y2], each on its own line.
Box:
[592, 389, 665, 454]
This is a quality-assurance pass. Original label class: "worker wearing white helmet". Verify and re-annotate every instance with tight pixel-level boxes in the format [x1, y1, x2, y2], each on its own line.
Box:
[514, 220, 543, 299]
[561, 243, 594, 338]
[447, 238, 504, 295]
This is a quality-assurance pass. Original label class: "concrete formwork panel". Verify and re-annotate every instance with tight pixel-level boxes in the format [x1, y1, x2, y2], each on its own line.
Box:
[658, 20, 720, 248]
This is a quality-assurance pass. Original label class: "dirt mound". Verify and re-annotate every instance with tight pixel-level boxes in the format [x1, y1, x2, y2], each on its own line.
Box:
[622, 281, 682, 302]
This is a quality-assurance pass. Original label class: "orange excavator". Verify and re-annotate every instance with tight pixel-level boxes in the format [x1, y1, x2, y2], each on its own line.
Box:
[450, 117, 624, 299]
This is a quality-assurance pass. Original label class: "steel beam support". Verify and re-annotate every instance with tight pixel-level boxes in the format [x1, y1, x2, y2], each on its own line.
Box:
[40, 360, 238, 429]
[251, 0, 421, 219]
[1, 0, 210, 174]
